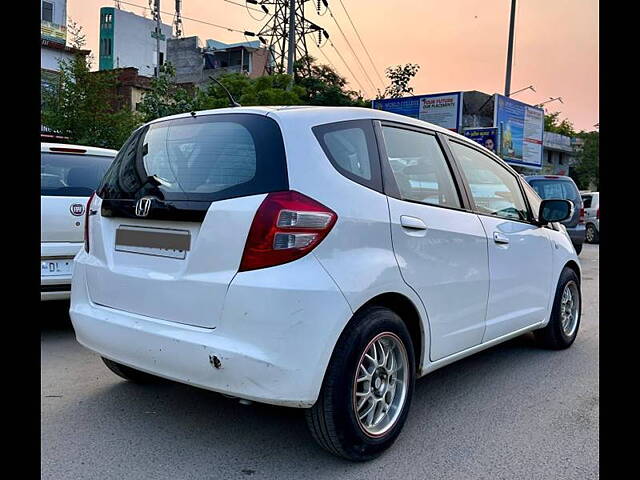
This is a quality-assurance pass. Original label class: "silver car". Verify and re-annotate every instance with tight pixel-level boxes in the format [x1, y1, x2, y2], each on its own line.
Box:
[581, 191, 599, 244]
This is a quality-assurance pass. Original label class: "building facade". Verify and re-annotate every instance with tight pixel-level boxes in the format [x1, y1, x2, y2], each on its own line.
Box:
[98, 7, 173, 77]
[41, 0, 89, 141]
[41, 0, 86, 79]
[167, 36, 271, 87]
[88, 67, 153, 113]
[540, 132, 575, 175]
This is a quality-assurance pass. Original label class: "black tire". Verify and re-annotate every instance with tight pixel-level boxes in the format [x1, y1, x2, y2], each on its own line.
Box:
[585, 224, 599, 244]
[305, 306, 416, 461]
[534, 267, 581, 350]
[101, 357, 163, 383]
[573, 242, 583, 255]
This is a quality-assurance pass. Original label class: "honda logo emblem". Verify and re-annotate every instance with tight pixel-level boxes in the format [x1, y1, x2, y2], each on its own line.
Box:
[135, 197, 153, 217]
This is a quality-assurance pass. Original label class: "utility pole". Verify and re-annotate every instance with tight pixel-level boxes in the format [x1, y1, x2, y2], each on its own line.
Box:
[504, 0, 516, 97]
[155, 0, 161, 77]
[287, 0, 296, 75]
[174, 0, 184, 38]
[150, 0, 162, 77]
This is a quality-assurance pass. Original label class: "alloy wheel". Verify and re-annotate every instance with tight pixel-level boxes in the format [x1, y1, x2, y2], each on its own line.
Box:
[560, 281, 580, 337]
[353, 332, 409, 437]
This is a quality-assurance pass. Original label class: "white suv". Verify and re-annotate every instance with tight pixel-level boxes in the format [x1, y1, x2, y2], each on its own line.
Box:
[70, 107, 581, 461]
[41, 143, 117, 300]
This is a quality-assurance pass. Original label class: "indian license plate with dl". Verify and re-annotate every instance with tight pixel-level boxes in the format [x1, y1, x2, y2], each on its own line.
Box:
[41, 259, 73, 277]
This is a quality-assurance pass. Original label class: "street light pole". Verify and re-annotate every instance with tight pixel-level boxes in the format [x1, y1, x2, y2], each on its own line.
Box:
[510, 85, 535, 97]
[536, 97, 564, 108]
[504, 0, 517, 97]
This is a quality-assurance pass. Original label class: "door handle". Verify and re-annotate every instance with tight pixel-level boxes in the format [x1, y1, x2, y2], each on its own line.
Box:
[493, 232, 510, 244]
[400, 216, 427, 230]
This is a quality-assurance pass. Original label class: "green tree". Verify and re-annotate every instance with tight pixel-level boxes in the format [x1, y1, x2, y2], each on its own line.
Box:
[295, 55, 368, 106]
[41, 21, 141, 149]
[137, 63, 205, 123]
[378, 64, 420, 99]
[571, 131, 599, 190]
[544, 111, 576, 137]
[199, 72, 306, 109]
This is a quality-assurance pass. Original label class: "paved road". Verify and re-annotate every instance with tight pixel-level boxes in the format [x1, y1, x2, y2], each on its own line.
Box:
[41, 244, 599, 479]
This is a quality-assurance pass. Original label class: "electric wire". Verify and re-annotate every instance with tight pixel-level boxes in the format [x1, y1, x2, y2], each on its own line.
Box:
[335, 0, 384, 88]
[223, 0, 267, 19]
[327, 40, 367, 95]
[118, 0, 247, 34]
[314, 42, 338, 72]
[325, 4, 376, 93]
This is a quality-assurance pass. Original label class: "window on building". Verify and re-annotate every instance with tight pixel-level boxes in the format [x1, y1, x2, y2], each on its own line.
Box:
[101, 13, 113, 29]
[558, 153, 564, 165]
[42, 1, 54, 22]
[101, 38, 113, 57]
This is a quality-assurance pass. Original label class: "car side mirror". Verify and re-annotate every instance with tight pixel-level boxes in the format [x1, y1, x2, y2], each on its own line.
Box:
[538, 199, 573, 224]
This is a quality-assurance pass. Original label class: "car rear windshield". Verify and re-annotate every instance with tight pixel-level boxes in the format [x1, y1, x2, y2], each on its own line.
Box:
[528, 178, 580, 202]
[41, 153, 114, 197]
[97, 114, 288, 202]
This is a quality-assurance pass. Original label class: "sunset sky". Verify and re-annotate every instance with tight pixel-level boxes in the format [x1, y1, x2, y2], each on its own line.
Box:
[67, 0, 598, 131]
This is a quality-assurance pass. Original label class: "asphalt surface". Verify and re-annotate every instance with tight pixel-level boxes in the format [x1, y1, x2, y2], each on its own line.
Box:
[41, 244, 599, 479]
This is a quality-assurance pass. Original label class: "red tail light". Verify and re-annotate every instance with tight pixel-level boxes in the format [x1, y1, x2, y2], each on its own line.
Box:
[596, 208, 599, 219]
[84, 192, 96, 253]
[579, 207, 585, 225]
[239, 191, 337, 272]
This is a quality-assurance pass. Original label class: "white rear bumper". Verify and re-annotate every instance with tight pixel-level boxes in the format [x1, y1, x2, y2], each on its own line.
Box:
[70, 252, 353, 407]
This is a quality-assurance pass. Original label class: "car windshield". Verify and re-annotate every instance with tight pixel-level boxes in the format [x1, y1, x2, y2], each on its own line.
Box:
[41, 153, 114, 197]
[528, 178, 579, 202]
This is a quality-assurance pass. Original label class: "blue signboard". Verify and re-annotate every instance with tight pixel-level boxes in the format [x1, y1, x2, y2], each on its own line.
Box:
[493, 94, 544, 169]
[463, 128, 498, 154]
[372, 92, 463, 132]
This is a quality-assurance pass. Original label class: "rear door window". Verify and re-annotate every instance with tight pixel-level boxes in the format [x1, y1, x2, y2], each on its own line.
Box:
[380, 126, 461, 208]
[582, 195, 592, 208]
[41, 153, 114, 197]
[98, 114, 288, 202]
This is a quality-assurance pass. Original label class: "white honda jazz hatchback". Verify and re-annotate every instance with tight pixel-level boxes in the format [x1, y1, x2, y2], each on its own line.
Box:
[70, 106, 581, 461]
[41, 143, 117, 300]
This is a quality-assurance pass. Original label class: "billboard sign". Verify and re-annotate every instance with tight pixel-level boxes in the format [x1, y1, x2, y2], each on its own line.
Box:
[372, 92, 463, 132]
[463, 127, 498, 154]
[41, 20, 67, 45]
[494, 94, 544, 169]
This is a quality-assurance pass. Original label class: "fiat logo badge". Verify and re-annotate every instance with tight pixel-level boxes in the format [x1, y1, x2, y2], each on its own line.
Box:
[70, 203, 85, 216]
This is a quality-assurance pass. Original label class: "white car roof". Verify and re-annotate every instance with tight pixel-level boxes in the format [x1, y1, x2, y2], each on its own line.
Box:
[143, 106, 495, 157]
[41, 142, 118, 157]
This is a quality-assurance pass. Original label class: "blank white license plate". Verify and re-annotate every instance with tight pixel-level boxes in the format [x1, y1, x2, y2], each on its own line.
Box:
[115, 244, 187, 259]
[41, 259, 74, 277]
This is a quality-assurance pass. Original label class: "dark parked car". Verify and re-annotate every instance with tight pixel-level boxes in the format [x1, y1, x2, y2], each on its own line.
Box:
[525, 175, 585, 254]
